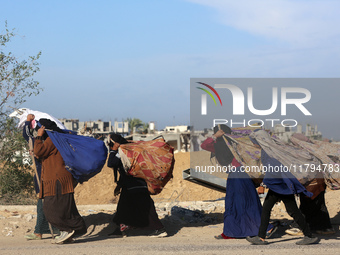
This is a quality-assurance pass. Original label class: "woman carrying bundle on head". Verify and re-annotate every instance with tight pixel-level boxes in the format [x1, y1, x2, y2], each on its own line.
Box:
[201, 125, 276, 240]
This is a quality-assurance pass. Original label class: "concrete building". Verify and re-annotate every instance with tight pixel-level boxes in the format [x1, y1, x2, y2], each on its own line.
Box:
[113, 121, 129, 134]
[59, 119, 113, 133]
[59, 118, 79, 131]
[78, 120, 113, 133]
[58, 118, 115, 139]
[273, 123, 322, 143]
[163, 125, 190, 133]
[58, 118, 193, 152]
[132, 125, 191, 153]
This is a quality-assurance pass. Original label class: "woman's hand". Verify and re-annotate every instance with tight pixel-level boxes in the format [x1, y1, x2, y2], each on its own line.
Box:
[114, 185, 121, 196]
[37, 126, 45, 137]
[213, 129, 225, 139]
[27, 114, 35, 122]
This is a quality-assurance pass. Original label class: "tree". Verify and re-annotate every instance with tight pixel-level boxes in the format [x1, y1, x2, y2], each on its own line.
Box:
[0, 22, 42, 134]
[0, 22, 42, 203]
[126, 118, 149, 134]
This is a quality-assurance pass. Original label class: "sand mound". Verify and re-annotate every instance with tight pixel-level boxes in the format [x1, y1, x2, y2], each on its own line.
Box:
[74, 151, 339, 225]
[74, 151, 225, 205]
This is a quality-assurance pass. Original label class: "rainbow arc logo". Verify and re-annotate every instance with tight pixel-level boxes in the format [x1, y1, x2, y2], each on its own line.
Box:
[196, 82, 222, 115]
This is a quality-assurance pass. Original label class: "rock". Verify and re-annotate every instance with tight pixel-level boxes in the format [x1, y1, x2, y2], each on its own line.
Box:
[171, 206, 207, 223]
[9, 214, 21, 219]
[24, 214, 34, 222]
[6, 230, 13, 237]
[9, 221, 19, 228]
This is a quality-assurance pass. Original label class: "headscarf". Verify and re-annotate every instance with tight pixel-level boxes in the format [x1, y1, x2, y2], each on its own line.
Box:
[108, 133, 129, 183]
[37, 118, 65, 140]
[38, 118, 65, 133]
[109, 133, 129, 147]
[213, 124, 234, 167]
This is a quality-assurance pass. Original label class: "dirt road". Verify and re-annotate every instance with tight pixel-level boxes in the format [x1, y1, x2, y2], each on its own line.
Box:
[0, 201, 339, 255]
[0, 224, 339, 255]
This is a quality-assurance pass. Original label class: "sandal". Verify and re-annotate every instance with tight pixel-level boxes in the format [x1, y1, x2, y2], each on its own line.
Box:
[108, 228, 127, 238]
[24, 233, 42, 240]
[108, 228, 123, 237]
[246, 236, 269, 245]
[266, 225, 278, 239]
[285, 228, 303, 236]
[214, 233, 235, 239]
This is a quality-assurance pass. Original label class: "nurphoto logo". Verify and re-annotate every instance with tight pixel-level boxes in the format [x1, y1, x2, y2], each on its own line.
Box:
[193, 79, 312, 128]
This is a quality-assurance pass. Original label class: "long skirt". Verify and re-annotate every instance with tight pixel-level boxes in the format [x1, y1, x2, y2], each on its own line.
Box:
[43, 181, 87, 236]
[113, 187, 163, 230]
[223, 170, 264, 238]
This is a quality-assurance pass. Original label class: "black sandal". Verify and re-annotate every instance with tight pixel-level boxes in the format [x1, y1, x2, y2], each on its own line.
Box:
[108, 228, 124, 237]
[246, 236, 269, 245]
[266, 225, 278, 239]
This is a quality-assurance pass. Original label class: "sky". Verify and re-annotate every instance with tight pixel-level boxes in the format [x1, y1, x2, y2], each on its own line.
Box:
[2, 0, 340, 137]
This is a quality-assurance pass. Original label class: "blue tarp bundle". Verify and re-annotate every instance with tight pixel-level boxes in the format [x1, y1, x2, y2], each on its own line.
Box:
[47, 130, 108, 183]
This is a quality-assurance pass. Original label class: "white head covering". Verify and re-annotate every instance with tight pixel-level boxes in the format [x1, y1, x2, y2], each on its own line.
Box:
[9, 108, 66, 130]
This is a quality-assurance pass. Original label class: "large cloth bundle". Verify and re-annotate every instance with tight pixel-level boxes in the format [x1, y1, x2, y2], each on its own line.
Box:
[249, 129, 320, 185]
[291, 136, 340, 190]
[47, 130, 108, 183]
[221, 127, 318, 186]
[221, 127, 264, 184]
[119, 138, 175, 195]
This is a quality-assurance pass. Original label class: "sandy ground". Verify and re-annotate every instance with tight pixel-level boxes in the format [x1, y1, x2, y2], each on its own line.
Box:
[0, 151, 339, 254]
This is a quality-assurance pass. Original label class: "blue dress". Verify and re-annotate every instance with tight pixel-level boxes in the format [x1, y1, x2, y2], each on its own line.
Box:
[201, 137, 271, 238]
[223, 169, 266, 238]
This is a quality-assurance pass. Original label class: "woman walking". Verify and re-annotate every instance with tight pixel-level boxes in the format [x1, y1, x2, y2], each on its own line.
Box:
[34, 122, 87, 244]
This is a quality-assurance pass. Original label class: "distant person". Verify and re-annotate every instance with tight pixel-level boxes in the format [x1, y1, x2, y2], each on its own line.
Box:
[22, 114, 59, 240]
[201, 125, 277, 239]
[34, 122, 87, 244]
[107, 133, 167, 238]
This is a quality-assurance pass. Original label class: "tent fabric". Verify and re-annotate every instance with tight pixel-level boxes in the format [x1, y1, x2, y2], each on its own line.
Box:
[46, 130, 108, 183]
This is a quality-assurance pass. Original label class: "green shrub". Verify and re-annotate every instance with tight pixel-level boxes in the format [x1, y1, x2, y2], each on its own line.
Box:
[0, 119, 35, 204]
[0, 22, 42, 204]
